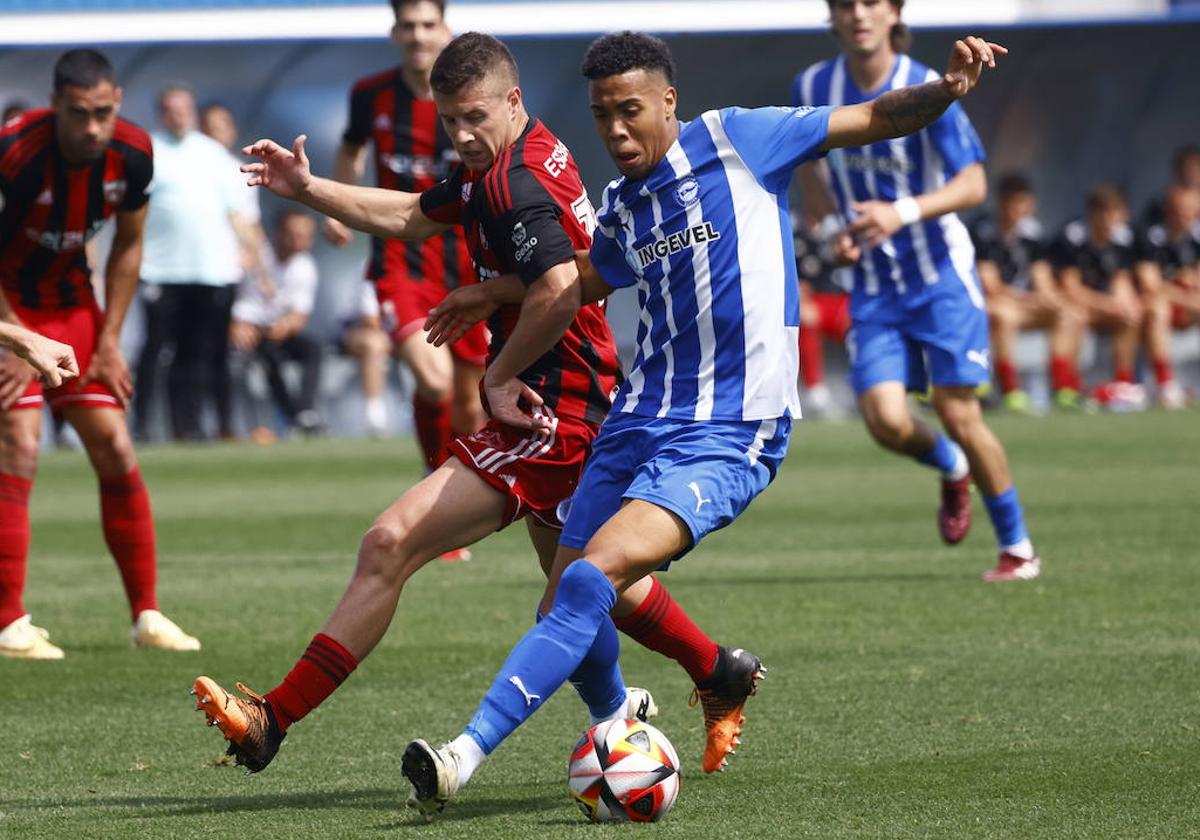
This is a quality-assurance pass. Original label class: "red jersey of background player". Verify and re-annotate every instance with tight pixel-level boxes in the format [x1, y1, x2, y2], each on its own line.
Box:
[344, 67, 474, 290]
[419, 118, 620, 425]
[0, 109, 153, 309]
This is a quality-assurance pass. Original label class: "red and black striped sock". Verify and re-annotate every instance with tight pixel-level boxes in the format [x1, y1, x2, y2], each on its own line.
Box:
[613, 577, 719, 685]
[0, 473, 33, 630]
[265, 633, 359, 733]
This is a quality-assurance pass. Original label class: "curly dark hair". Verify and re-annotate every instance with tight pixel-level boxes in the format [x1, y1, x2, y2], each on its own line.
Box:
[431, 32, 518, 96]
[580, 31, 676, 85]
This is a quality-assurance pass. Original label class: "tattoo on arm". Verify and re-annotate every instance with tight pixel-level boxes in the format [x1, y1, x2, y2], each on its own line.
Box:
[876, 81, 954, 138]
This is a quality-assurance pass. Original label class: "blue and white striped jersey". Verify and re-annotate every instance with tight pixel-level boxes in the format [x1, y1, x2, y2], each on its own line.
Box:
[590, 106, 831, 422]
[793, 54, 986, 318]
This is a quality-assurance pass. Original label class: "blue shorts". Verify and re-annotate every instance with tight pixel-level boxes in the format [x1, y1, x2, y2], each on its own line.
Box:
[847, 282, 991, 396]
[559, 413, 791, 561]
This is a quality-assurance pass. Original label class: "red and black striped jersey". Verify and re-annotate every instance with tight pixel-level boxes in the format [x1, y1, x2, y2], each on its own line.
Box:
[0, 109, 152, 310]
[343, 66, 473, 290]
[420, 118, 620, 425]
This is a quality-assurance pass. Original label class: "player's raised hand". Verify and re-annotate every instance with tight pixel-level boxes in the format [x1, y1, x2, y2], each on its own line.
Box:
[425, 285, 498, 347]
[241, 135, 313, 200]
[483, 374, 553, 435]
[943, 36, 1007, 99]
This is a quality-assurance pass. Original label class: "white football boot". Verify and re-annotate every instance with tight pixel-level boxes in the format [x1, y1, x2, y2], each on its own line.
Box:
[402, 738, 462, 821]
[131, 609, 201, 651]
[0, 614, 64, 660]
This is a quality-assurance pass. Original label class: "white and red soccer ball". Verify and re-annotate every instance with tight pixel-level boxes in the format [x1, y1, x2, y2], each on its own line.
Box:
[568, 718, 681, 822]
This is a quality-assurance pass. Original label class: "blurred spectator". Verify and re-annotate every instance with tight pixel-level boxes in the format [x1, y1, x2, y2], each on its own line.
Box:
[1052, 184, 1180, 409]
[134, 85, 262, 441]
[230, 210, 324, 437]
[201, 102, 269, 302]
[2, 99, 30, 124]
[1135, 185, 1200, 399]
[794, 213, 850, 418]
[972, 173, 1085, 412]
[338, 281, 393, 438]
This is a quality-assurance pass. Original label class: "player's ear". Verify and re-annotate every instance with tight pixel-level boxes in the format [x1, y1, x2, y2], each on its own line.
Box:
[113, 86, 124, 113]
[507, 86, 522, 116]
[663, 86, 677, 121]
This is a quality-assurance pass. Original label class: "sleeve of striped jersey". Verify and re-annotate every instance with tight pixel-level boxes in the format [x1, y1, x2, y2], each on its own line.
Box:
[122, 144, 153, 212]
[419, 166, 465, 225]
[487, 201, 576, 286]
[342, 84, 373, 147]
[589, 225, 635, 289]
[719, 106, 832, 195]
[925, 102, 986, 177]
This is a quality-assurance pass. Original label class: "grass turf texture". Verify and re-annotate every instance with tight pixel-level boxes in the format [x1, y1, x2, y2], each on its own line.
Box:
[2, 410, 1198, 838]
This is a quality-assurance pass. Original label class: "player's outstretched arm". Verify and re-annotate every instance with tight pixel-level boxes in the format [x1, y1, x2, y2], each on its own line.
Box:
[242, 135, 448, 242]
[425, 252, 614, 347]
[824, 36, 1006, 150]
[0, 324, 79, 388]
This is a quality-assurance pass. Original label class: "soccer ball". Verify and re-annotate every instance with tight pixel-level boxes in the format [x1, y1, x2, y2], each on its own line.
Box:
[567, 718, 681, 822]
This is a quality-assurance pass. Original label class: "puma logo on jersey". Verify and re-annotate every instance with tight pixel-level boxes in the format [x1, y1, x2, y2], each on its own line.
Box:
[967, 349, 991, 369]
[688, 481, 711, 513]
[35, 188, 52, 206]
[508, 676, 541, 708]
[374, 113, 391, 131]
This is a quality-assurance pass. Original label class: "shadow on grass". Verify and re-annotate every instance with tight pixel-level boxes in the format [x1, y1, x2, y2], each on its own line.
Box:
[3, 789, 562, 824]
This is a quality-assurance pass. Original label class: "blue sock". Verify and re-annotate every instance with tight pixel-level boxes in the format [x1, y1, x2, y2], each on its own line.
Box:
[982, 487, 1028, 548]
[536, 607, 626, 723]
[915, 433, 963, 475]
[465, 559, 615, 754]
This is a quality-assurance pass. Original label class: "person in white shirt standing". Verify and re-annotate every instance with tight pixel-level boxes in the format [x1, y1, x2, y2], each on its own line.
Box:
[134, 86, 261, 441]
[230, 210, 324, 436]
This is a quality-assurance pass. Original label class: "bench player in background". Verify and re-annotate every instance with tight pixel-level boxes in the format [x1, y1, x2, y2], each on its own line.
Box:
[1136, 185, 1200, 381]
[0, 49, 200, 659]
[1052, 184, 1183, 409]
[793, 0, 1040, 582]
[795, 214, 852, 418]
[324, 0, 487, 523]
[971, 172, 1085, 412]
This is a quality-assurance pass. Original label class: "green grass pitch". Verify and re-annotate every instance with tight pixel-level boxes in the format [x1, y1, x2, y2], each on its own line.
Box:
[2, 410, 1198, 838]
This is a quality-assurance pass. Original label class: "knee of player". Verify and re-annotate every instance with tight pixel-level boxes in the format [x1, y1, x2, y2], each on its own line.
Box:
[0, 426, 40, 477]
[933, 395, 983, 442]
[864, 407, 911, 448]
[557, 557, 619, 607]
[88, 426, 138, 473]
[356, 523, 418, 585]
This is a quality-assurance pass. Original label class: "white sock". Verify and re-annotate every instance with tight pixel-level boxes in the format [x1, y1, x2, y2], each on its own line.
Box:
[365, 397, 387, 430]
[1002, 538, 1035, 560]
[944, 443, 970, 481]
[448, 734, 486, 786]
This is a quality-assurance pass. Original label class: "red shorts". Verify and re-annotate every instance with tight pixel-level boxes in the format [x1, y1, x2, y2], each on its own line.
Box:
[375, 273, 489, 367]
[450, 406, 598, 530]
[7, 298, 121, 412]
[1170, 303, 1196, 331]
[809, 292, 851, 342]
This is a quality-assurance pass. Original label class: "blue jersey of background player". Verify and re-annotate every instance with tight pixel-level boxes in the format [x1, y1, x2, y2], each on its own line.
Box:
[793, 0, 1040, 584]
[401, 29, 1010, 820]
